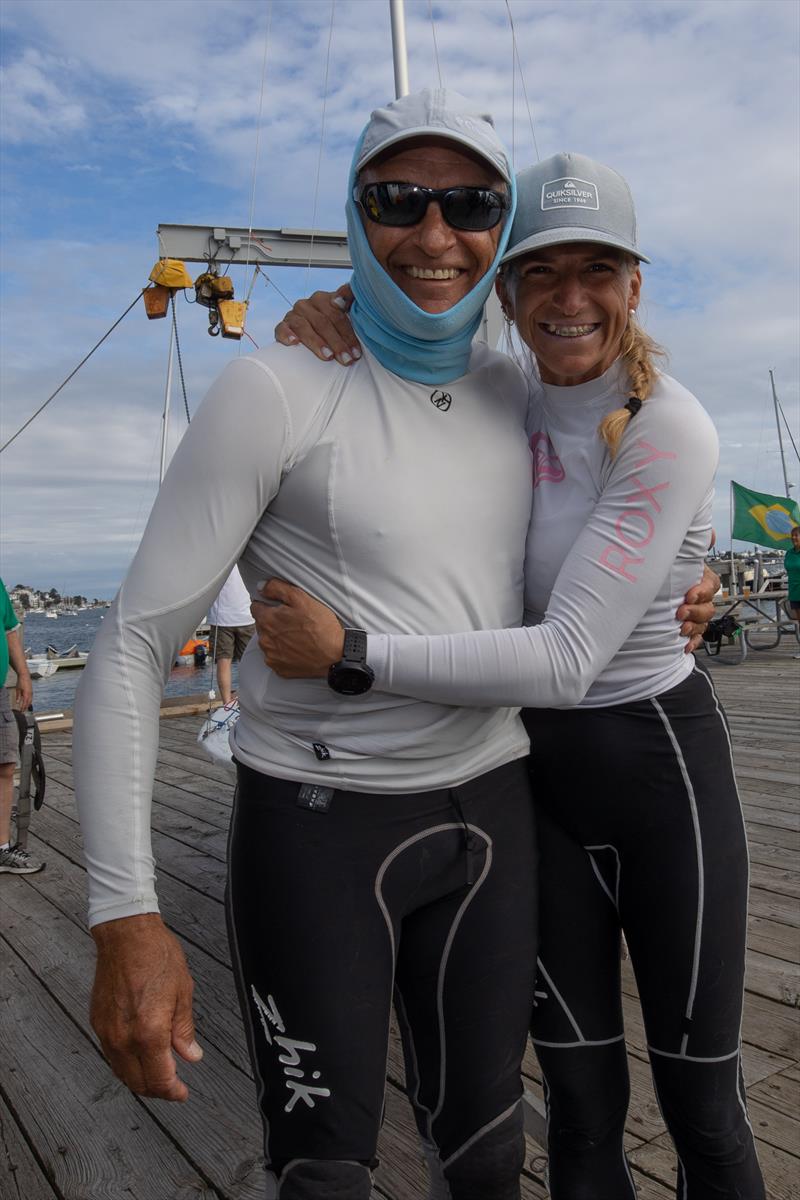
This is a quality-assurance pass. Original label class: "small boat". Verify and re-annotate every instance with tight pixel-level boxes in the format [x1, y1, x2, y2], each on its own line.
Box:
[29, 645, 89, 674]
[45, 610, 58, 619]
[175, 636, 209, 667]
[27, 657, 58, 679]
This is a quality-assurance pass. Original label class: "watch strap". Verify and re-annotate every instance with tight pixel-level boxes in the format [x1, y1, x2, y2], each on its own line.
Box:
[341, 628, 368, 663]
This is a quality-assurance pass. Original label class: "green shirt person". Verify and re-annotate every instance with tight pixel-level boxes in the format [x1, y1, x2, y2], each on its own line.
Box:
[0, 578, 42, 873]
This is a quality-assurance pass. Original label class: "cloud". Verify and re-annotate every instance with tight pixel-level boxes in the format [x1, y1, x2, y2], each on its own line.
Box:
[0, 47, 87, 143]
[1, 0, 798, 593]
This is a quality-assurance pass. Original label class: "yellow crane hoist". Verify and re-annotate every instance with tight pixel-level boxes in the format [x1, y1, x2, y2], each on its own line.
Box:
[143, 259, 248, 340]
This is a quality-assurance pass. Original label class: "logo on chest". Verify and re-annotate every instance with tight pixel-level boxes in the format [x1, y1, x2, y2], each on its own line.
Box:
[531, 431, 565, 488]
[430, 389, 452, 412]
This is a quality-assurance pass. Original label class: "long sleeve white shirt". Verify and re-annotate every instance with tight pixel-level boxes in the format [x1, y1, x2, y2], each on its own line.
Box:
[73, 343, 533, 926]
[367, 362, 717, 709]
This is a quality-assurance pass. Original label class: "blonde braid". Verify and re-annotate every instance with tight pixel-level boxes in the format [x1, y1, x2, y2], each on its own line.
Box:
[598, 314, 666, 458]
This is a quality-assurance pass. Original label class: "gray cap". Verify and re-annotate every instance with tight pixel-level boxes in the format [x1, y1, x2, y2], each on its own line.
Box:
[502, 152, 650, 265]
[356, 88, 513, 184]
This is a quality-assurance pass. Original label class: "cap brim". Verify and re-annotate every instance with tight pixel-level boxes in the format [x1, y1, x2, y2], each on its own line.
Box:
[356, 128, 512, 184]
[501, 227, 650, 265]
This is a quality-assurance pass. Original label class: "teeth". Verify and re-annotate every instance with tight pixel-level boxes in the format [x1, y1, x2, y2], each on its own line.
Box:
[405, 266, 462, 279]
[543, 323, 597, 337]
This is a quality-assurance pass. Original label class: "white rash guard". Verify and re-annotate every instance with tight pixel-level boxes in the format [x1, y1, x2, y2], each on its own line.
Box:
[73, 343, 533, 926]
[367, 360, 718, 709]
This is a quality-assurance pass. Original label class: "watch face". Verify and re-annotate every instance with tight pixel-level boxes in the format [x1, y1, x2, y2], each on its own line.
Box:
[328, 664, 374, 695]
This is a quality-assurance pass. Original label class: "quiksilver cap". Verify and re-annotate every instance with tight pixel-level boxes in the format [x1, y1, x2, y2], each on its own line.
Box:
[356, 88, 513, 185]
[502, 152, 650, 265]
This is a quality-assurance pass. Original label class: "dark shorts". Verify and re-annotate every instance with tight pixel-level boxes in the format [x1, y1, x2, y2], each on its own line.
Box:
[0, 688, 17, 765]
[208, 623, 255, 662]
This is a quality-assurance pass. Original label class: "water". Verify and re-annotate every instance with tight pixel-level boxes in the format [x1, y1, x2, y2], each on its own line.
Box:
[22, 608, 237, 713]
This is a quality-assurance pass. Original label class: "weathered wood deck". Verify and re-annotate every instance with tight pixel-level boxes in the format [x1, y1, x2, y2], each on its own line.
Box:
[2, 643, 798, 1199]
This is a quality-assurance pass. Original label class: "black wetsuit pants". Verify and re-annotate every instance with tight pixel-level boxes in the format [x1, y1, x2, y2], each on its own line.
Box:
[523, 666, 765, 1199]
[227, 758, 538, 1200]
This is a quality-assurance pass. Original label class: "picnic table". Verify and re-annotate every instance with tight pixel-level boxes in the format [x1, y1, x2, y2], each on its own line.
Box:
[705, 588, 800, 665]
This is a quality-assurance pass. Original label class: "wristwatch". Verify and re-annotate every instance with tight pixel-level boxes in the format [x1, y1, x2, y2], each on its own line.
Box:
[327, 628, 375, 695]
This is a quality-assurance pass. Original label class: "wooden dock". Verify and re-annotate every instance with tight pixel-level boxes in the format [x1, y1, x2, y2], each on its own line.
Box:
[2, 643, 798, 1199]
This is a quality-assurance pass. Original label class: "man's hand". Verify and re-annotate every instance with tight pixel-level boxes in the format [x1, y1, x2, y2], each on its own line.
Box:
[7, 629, 32, 710]
[677, 562, 720, 653]
[90, 913, 202, 1102]
[252, 580, 345, 677]
[274, 284, 361, 366]
[14, 668, 32, 712]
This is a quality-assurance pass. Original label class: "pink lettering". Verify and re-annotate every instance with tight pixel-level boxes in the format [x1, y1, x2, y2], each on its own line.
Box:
[634, 439, 677, 469]
[629, 474, 670, 514]
[599, 544, 644, 582]
[616, 508, 656, 548]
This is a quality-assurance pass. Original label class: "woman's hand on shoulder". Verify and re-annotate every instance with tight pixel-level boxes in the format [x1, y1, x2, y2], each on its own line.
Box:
[274, 283, 361, 366]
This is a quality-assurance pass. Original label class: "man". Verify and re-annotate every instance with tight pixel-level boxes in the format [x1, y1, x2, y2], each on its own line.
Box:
[75, 90, 543, 1199]
[0, 577, 41, 874]
[207, 565, 255, 705]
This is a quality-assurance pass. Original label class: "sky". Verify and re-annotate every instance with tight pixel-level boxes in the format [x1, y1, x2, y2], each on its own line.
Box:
[1, 0, 798, 598]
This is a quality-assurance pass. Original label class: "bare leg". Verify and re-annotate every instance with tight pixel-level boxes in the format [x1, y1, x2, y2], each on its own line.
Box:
[216, 657, 233, 705]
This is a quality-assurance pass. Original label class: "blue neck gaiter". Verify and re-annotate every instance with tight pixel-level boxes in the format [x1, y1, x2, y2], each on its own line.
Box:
[345, 132, 517, 385]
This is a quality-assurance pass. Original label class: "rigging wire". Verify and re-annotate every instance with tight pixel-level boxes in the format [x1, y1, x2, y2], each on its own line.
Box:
[170, 294, 191, 424]
[428, 0, 443, 88]
[505, 0, 541, 162]
[240, 1, 273, 354]
[306, 0, 336, 284]
[776, 395, 799, 464]
[0, 292, 143, 454]
[256, 263, 294, 308]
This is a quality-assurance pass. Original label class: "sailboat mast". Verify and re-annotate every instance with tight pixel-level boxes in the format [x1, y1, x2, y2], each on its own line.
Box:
[768, 369, 792, 497]
[390, 0, 410, 98]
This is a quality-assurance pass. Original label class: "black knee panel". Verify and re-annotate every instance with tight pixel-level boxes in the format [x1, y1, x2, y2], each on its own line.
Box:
[443, 1105, 525, 1200]
[274, 1158, 373, 1199]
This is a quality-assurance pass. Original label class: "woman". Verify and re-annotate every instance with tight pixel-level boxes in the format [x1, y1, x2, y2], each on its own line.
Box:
[257, 152, 765, 1198]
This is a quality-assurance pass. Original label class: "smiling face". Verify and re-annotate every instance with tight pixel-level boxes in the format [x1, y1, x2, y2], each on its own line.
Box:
[498, 243, 642, 386]
[358, 139, 506, 314]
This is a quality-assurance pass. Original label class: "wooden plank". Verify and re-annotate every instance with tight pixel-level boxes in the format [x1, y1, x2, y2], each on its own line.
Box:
[629, 1129, 799, 1199]
[747, 915, 800, 962]
[744, 805, 799, 832]
[750, 1140, 800, 1200]
[747, 839, 798, 874]
[27, 809, 232, 966]
[747, 1097, 800, 1157]
[0, 1094, 59, 1200]
[0, 936, 217, 1200]
[748, 886, 800, 928]
[749, 861, 799, 898]
[748, 1069, 800, 1119]
[1, 881, 267, 1199]
[741, 992, 800, 1060]
[745, 950, 800, 1007]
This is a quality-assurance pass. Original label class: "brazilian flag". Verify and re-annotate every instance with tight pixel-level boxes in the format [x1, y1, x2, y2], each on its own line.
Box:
[731, 481, 800, 548]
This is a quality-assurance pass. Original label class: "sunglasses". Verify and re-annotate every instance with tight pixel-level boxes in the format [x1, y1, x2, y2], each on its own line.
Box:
[355, 182, 510, 232]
